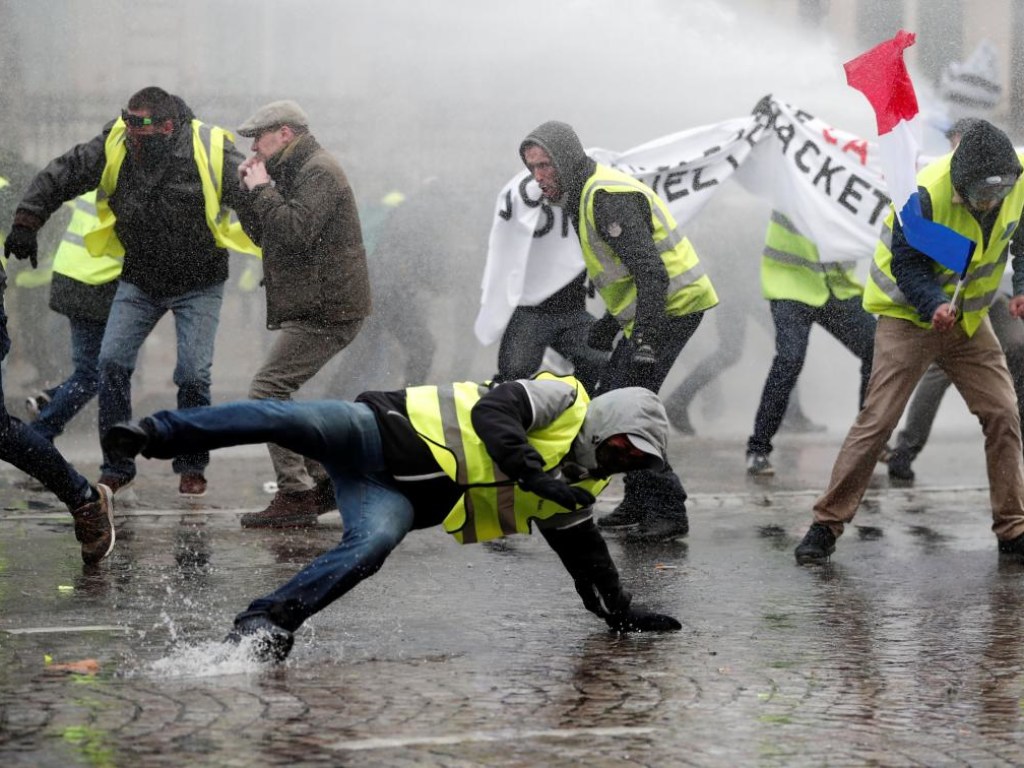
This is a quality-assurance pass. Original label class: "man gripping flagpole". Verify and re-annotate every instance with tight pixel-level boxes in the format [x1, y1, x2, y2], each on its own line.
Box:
[793, 29, 1024, 567]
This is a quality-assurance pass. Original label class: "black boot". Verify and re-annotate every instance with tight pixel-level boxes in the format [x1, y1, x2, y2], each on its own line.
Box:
[622, 466, 689, 542]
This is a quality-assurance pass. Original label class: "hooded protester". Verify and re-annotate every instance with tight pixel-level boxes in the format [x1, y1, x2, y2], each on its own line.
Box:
[102, 373, 683, 661]
[519, 121, 718, 542]
[795, 119, 1024, 565]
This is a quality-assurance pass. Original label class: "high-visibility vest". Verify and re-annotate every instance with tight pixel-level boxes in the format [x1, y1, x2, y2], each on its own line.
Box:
[405, 373, 610, 544]
[760, 210, 862, 305]
[52, 191, 121, 285]
[84, 117, 261, 259]
[863, 152, 1024, 337]
[578, 164, 717, 336]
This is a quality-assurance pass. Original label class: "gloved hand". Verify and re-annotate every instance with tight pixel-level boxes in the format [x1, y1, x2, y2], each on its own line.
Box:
[587, 312, 620, 352]
[630, 329, 659, 366]
[519, 472, 596, 511]
[3, 226, 38, 268]
[606, 606, 682, 633]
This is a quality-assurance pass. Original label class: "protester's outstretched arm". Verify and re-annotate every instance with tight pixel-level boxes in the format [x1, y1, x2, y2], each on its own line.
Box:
[541, 520, 681, 632]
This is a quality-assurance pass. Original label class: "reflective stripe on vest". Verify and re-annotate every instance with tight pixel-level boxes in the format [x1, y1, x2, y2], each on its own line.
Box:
[405, 373, 610, 544]
[578, 164, 717, 334]
[761, 210, 862, 305]
[53, 192, 121, 285]
[85, 118, 261, 258]
[863, 152, 1024, 336]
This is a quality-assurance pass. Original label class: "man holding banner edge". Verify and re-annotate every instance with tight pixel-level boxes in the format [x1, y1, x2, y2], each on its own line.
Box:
[796, 31, 1024, 564]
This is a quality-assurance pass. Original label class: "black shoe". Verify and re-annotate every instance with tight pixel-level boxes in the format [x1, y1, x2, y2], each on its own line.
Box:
[887, 449, 915, 482]
[794, 523, 836, 565]
[313, 477, 337, 513]
[102, 421, 151, 462]
[224, 615, 294, 662]
[623, 513, 689, 542]
[597, 499, 644, 529]
[998, 532, 1024, 557]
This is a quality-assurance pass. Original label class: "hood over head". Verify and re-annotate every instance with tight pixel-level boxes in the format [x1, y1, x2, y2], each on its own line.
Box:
[572, 387, 668, 472]
[520, 120, 591, 206]
[950, 119, 1022, 200]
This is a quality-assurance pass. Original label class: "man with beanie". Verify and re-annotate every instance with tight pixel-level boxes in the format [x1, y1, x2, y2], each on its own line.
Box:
[795, 119, 1024, 564]
[520, 121, 718, 542]
[233, 100, 370, 528]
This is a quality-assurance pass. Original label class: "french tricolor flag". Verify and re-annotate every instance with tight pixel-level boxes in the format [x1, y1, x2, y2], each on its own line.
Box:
[844, 30, 975, 277]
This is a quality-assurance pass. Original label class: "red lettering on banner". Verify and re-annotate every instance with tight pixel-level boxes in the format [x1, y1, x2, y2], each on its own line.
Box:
[842, 139, 869, 166]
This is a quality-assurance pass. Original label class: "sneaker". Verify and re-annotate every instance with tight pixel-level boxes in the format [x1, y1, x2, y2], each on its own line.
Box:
[71, 484, 116, 565]
[179, 472, 208, 497]
[794, 523, 836, 565]
[101, 421, 151, 462]
[97, 473, 134, 495]
[240, 489, 320, 528]
[313, 477, 337, 513]
[597, 498, 644, 529]
[887, 449, 915, 482]
[746, 452, 774, 476]
[623, 513, 689, 542]
[998, 532, 1024, 557]
[224, 615, 294, 663]
[25, 392, 51, 420]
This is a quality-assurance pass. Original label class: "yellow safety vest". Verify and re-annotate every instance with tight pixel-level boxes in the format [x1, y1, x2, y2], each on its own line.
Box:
[84, 118, 261, 258]
[578, 164, 718, 336]
[761, 210, 863, 305]
[405, 373, 610, 544]
[863, 152, 1024, 337]
[52, 191, 121, 285]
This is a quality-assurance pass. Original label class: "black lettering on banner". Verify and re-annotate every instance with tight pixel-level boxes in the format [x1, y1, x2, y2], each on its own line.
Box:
[499, 188, 513, 221]
[812, 156, 845, 195]
[703, 145, 721, 157]
[794, 109, 815, 124]
[562, 206, 571, 237]
[775, 122, 795, 154]
[692, 168, 717, 192]
[727, 155, 740, 169]
[648, 175, 661, 195]
[518, 176, 542, 208]
[533, 204, 555, 238]
[793, 140, 820, 173]
[837, 174, 869, 215]
[869, 189, 891, 225]
[663, 170, 689, 202]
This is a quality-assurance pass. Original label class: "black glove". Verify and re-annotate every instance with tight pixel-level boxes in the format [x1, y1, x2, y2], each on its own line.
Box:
[519, 472, 596, 511]
[587, 312, 620, 352]
[630, 329, 660, 366]
[606, 606, 682, 633]
[3, 226, 38, 268]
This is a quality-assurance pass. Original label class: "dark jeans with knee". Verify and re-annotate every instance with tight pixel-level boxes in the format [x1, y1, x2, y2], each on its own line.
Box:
[141, 399, 415, 631]
[0, 296, 91, 509]
[32, 315, 106, 442]
[747, 296, 876, 456]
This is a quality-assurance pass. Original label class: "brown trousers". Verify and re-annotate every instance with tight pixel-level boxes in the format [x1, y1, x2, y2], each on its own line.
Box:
[813, 315, 1024, 542]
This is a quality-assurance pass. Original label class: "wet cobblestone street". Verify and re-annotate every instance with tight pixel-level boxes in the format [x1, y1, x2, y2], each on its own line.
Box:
[2, 433, 1024, 766]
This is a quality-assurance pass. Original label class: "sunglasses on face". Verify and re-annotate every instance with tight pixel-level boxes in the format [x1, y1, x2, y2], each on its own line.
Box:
[121, 110, 156, 128]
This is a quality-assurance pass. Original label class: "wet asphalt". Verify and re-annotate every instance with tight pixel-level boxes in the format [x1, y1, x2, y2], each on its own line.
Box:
[2, 428, 1023, 766]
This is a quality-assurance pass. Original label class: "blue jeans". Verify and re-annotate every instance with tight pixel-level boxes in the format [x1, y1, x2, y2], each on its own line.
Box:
[747, 296, 876, 456]
[0, 294, 91, 509]
[143, 399, 416, 631]
[32, 316, 106, 442]
[98, 281, 224, 480]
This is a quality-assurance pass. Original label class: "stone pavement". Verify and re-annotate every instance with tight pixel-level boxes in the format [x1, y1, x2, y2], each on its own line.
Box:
[1, 429, 1023, 766]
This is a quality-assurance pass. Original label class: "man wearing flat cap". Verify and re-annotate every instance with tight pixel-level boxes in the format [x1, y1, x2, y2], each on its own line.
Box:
[235, 100, 371, 527]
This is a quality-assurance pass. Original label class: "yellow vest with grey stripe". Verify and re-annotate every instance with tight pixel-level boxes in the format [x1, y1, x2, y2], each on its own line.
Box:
[863, 153, 1024, 337]
[761, 210, 863, 305]
[83, 118, 261, 259]
[578, 164, 718, 335]
[53, 191, 122, 285]
[405, 373, 610, 544]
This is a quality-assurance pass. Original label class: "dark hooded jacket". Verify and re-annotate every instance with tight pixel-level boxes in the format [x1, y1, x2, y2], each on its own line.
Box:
[891, 119, 1024, 321]
[519, 121, 672, 341]
[235, 133, 370, 328]
[13, 95, 248, 298]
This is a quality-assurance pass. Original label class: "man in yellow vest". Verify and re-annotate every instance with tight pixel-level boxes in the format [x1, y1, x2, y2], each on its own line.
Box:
[23, 192, 122, 443]
[101, 374, 682, 661]
[4, 86, 258, 499]
[520, 121, 718, 542]
[745, 209, 876, 476]
[795, 120, 1024, 564]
